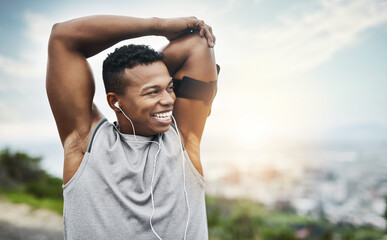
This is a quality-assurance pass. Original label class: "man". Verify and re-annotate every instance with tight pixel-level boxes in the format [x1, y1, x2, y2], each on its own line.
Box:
[46, 15, 218, 239]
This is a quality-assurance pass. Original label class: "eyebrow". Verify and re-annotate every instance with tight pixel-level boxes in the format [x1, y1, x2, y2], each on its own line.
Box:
[141, 79, 174, 92]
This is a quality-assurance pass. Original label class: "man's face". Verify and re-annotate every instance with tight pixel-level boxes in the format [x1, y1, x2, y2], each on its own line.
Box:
[119, 61, 175, 136]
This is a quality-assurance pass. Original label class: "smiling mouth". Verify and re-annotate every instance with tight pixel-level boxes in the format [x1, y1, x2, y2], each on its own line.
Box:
[151, 111, 173, 123]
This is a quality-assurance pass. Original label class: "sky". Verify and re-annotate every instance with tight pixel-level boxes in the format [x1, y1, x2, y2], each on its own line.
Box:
[0, 0, 387, 177]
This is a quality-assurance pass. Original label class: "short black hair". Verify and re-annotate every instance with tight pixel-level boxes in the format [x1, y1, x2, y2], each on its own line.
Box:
[102, 44, 164, 95]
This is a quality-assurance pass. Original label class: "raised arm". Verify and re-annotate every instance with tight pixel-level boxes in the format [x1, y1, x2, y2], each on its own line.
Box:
[162, 31, 218, 176]
[47, 16, 157, 146]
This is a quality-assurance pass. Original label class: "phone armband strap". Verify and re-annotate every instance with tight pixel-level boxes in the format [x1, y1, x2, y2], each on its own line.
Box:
[173, 76, 218, 104]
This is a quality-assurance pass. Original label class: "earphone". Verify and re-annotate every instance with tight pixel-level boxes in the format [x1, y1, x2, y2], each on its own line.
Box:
[114, 102, 137, 141]
[114, 103, 190, 240]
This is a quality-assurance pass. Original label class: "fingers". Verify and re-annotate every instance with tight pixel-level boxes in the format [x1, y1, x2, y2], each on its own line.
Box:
[189, 17, 215, 48]
[206, 25, 215, 47]
[204, 27, 214, 48]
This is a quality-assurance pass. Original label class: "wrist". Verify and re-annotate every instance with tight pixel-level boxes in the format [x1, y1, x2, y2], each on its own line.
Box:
[151, 17, 165, 36]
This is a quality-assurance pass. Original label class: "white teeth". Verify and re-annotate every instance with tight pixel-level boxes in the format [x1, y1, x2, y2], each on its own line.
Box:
[153, 111, 172, 120]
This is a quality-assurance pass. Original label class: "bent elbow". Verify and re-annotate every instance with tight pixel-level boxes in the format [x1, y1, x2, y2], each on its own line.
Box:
[51, 22, 60, 34]
[48, 24, 60, 55]
[49, 22, 66, 41]
[48, 22, 75, 54]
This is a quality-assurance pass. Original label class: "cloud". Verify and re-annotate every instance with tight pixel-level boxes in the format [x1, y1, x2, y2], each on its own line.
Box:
[225, 0, 387, 83]
[0, 120, 58, 142]
[1, 0, 387, 145]
[0, 101, 15, 121]
[23, 12, 53, 44]
[0, 12, 52, 91]
[0, 55, 41, 82]
[0, 12, 55, 128]
[202, 0, 387, 143]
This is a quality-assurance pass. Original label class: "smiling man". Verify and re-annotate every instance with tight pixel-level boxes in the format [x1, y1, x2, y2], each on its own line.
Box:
[46, 15, 218, 240]
[103, 44, 175, 136]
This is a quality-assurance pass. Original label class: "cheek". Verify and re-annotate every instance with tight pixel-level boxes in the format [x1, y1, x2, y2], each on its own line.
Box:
[139, 99, 159, 114]
[171, 92, 176, 102]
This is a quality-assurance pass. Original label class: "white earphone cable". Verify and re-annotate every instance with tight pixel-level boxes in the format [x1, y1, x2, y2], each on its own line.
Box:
[117, 106, 138, 142]
[171, 115, 191, 240]
[149, 135, 163, 240]
[117, 106, 190, 240]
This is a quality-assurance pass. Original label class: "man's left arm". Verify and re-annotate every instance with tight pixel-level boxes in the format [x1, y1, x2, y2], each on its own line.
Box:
[162, 23, 218, 177]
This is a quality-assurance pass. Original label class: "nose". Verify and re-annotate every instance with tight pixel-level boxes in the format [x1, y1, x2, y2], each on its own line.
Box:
[159, 89, 175, 106]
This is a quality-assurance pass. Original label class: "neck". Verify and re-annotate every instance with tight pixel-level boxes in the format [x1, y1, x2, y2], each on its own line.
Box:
[116, 121, 134, 134]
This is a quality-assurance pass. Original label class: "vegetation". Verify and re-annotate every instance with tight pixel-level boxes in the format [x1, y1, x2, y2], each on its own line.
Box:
[206, 196, 385, 240]
[385, 197, 387, 234]
[0, 148, 385, 239]
[0, 148, 63, 214]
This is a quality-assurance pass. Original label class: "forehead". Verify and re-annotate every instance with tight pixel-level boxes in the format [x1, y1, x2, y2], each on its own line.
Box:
[123, 61, 171, 91]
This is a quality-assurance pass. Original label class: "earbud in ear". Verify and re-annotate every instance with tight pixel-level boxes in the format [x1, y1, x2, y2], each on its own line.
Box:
[114, 102, 120, 108]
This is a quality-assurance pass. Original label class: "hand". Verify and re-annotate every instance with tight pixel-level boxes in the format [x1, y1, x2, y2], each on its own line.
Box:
[157, 17, 216, 47]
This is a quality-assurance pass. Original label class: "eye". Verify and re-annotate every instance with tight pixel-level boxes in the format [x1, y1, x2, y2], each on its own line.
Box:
[167, 85, 174, 92]
[147, 90, 159, 95]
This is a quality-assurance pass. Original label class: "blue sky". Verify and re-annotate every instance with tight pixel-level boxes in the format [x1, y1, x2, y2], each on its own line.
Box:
[0, 0, 387, 176]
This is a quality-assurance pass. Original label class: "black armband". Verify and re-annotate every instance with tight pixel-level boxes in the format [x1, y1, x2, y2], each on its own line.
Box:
[173, 76, 217, 104]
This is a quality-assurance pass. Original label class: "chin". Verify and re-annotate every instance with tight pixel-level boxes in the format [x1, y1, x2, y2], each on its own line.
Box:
[154, 125, 171, 134]
[141, 125, 171, 136]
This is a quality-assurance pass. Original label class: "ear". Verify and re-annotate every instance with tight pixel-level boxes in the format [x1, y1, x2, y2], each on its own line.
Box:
[107, 93, 121, 112]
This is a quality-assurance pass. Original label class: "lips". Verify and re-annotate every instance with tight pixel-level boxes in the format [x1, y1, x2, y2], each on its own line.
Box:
[151, 110, 173, 123]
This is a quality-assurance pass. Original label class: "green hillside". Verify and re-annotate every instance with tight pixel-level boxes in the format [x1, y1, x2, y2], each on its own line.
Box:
[206, 196, 385, 240]
[0, 148, 63, 214]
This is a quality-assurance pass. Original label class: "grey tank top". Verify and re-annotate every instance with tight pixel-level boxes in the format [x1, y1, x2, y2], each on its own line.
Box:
[63, 118, 208, 240]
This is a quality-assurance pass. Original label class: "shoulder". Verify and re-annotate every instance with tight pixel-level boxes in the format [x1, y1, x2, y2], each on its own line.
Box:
[62, 116, 106, 184]
[64, 117, 107, 153]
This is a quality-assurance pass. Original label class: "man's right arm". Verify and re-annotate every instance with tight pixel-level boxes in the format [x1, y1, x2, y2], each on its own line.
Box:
[47, 16, 160, 146]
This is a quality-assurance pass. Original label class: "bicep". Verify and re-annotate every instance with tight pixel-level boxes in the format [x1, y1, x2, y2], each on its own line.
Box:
[46, 33, 101, 145]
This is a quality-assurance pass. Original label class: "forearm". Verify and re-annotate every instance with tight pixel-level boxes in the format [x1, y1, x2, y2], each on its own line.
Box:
[50, 15, 161, 58]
